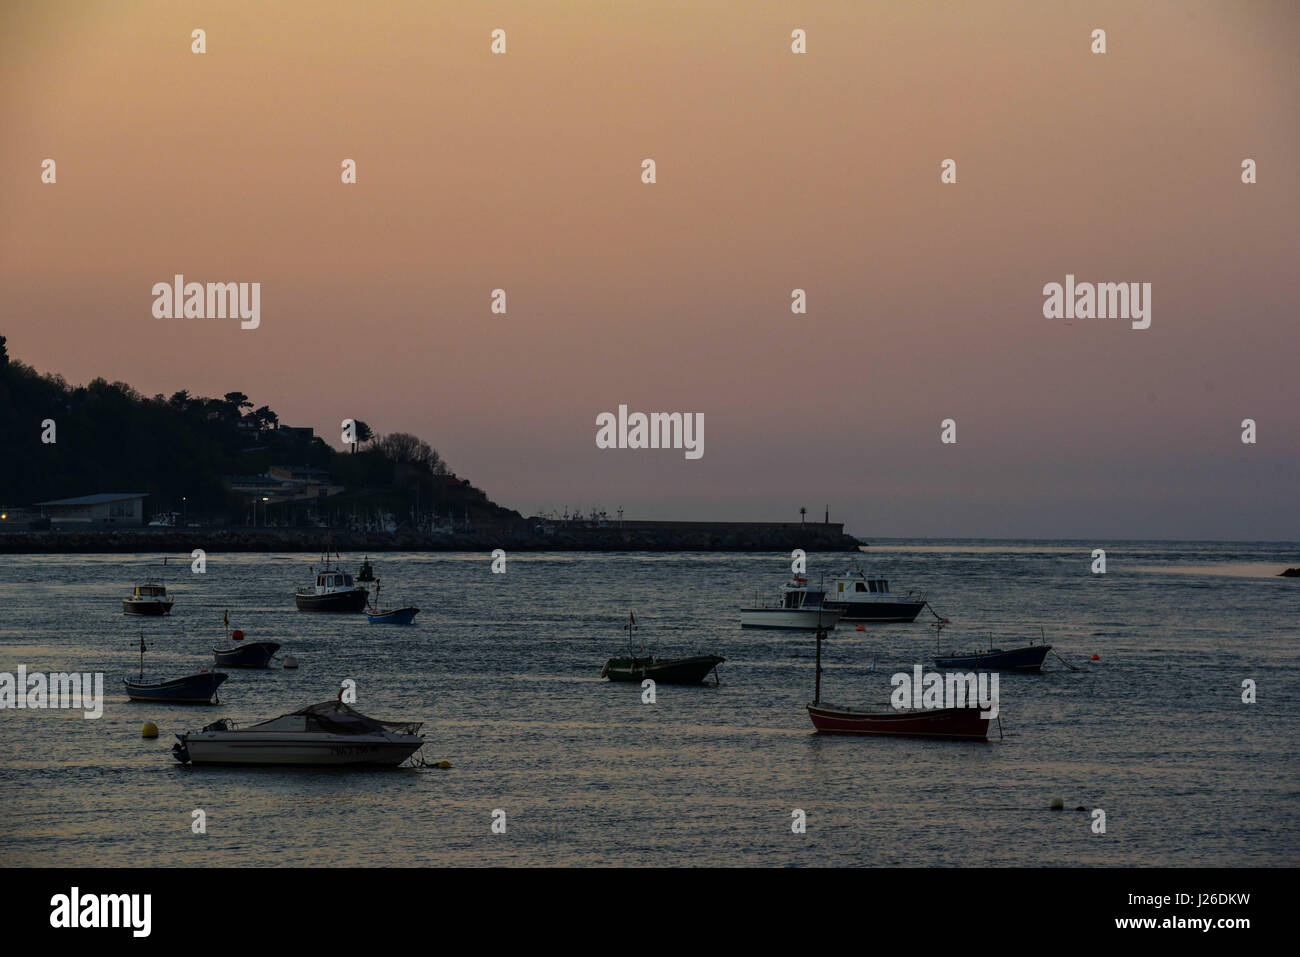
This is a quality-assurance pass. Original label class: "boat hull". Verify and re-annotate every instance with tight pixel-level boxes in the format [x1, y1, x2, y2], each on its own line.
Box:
[807, 702, 990, 740]
[367, 607, 419, 624]
[124, 671, 227, 704]
[823, 599, 925, 623]
[739, 608, 842, 630]
[933, 644, 1051, 673]
[212, 641, 281, 668]
[174, 733, 423, 766]
[602, 654, 725, 685]
[295, 588, 369, 612]
[123, 599, 173, 616]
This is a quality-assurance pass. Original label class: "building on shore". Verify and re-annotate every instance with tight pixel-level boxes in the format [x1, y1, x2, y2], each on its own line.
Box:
[35, 493, 148, 526]
[0, 507, 50, 532]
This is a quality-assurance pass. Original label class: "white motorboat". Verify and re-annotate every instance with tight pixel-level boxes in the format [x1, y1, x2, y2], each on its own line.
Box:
[123, 583, 174, 616]
[740, 578, 844, 630]
[172, 700, 425, 767]
[822, 565, 928, 622]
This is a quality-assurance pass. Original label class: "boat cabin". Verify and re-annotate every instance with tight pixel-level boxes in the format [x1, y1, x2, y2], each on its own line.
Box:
[316, 572, 355, 591]
[780, 584, 830, 609]
[131, 584, 168, 599]
[835, 576, 891, 595]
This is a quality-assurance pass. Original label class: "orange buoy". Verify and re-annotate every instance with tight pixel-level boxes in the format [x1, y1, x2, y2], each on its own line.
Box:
[231, 629, 245, 641]
[856, 625, 865, 631]
[1091, 654, 1100, 661]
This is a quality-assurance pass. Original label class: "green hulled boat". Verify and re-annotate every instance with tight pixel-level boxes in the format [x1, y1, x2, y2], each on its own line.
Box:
[600, 613, 724, 686]
[601, 654, 725, 685]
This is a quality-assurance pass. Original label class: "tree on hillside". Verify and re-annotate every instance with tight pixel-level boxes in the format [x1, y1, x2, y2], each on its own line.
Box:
[350, 419, 373, 453]
[250, 405, 279, 430]
[377, 432, 447, 474]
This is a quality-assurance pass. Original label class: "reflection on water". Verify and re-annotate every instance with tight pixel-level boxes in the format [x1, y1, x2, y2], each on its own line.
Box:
[1, 542, 1297, 867]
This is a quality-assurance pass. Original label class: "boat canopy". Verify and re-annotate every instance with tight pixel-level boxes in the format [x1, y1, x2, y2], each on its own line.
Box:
[251, 700, 423, 736]
[132, 584, 167, 597]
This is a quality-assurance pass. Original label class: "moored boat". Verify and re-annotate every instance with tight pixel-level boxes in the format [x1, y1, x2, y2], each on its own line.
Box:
[602, 654, 725, 685]
[123, 634, 227, 704]
[171, 700, 425, 766]
[805, 627, 992, 741]
[366, 580, 419, 624]
[212, 640, 281, 668]
[123, 583, 173, 616]
[368, 607, 419, 624]
[929, 620, 1051, 673]
[933, 644, 1051, 673]
[740, 578, 843, 630]
[601, 613, 725, 685]
[822, 565, 927, 623]
[806, 702, 990, 739]
[125, 671, 228, 704]
[295, 555, 369, 612]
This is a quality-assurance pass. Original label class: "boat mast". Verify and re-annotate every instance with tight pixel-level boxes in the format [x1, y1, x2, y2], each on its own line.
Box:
[813, 626, 824, 705]
[624, 612, 637, 656]
[137, 632, 146, 678]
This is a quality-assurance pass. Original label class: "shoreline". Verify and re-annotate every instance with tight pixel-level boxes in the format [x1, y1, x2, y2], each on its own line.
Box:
[0, 525, 863, 554]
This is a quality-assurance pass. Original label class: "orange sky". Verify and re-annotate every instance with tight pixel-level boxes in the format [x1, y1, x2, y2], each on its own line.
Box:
[2, 1, 1297, 538]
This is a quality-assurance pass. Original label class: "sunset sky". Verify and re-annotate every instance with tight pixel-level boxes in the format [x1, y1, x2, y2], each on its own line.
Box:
[2, 1, 1297, 539]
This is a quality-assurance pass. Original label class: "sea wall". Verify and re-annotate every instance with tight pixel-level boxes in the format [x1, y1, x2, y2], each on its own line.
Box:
[0, 521, 861, 553]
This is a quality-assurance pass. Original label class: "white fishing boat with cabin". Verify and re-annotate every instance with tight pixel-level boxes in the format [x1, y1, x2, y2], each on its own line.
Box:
[740, 577, 844, 630]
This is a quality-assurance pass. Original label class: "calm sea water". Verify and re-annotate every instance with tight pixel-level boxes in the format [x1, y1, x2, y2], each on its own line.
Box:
[1, 542, 1297, 867]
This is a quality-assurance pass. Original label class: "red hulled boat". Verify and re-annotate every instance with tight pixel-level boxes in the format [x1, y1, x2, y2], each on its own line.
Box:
[806, 701, 990, 740]
[806, 626, 994, 741]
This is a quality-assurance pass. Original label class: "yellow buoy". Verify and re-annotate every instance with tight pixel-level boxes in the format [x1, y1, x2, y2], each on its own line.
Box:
[142, 722, 159, 739]
[1049, 797, 1064, 810]
[437, 760, 452, 769]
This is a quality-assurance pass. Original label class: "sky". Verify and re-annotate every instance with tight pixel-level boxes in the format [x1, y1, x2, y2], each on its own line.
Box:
[1, 1, 1297, 540]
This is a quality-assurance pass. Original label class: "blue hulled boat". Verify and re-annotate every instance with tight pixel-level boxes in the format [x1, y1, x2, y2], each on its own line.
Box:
[933, 644, 1052, 673]
[123, 634, 227, 703]
[368, 607, 419, 625]
[365, 581, 418, 624]
[930, 621, 1053, 673]
[124, 671, 228, 704]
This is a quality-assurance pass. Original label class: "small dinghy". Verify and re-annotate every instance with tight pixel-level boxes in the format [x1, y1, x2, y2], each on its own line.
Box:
[172, 699, 425, 767]
[123, 634, 227, 704]
[929, 621, 1051, 673]
[366, 580, 418, 624]
[601, 613, 724, 686]
[807, 702, 990, 739]
[805, 627, 993, 741]
[211, 624, 280, 668]
[602, 654, 726, 685]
